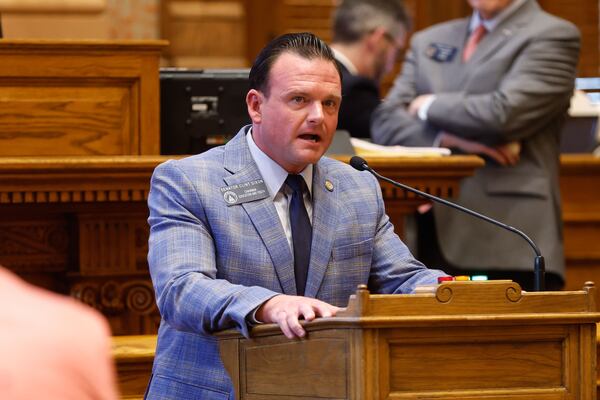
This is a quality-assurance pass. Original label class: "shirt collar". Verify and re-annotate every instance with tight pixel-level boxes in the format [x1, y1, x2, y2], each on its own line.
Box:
[469, 0, 527, 33]
[332, 48, 358, 75]
[246, 128, 313, 200]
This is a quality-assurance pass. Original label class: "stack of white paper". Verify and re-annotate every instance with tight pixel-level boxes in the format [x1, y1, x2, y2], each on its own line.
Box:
[350, 138, 451, 157]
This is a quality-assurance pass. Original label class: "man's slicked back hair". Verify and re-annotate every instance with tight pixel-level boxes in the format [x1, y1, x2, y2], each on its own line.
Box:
[249, 32, 342, 96]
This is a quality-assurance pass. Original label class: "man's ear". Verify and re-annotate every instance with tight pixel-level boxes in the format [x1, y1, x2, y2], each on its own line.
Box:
[246, 89, 263, 124]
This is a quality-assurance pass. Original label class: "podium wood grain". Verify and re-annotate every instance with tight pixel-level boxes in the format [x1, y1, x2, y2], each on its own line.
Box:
[218, 281, 599, 400]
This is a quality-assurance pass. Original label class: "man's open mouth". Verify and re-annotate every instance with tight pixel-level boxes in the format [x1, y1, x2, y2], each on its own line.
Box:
[299, 134, 320, 142]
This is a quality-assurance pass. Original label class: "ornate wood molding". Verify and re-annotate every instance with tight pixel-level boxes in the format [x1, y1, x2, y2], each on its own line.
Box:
[0, 156, 169, 204]
[72, 278, 157, 316]
[0, 154, 483, 205]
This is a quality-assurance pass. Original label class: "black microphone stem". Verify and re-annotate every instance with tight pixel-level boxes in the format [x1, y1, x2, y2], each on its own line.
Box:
[360, 160, 546, 291]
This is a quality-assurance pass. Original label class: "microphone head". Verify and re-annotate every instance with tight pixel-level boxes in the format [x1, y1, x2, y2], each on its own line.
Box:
[349, 156, 368, 171]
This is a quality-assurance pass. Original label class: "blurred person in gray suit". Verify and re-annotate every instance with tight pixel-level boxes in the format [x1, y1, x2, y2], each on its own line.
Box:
[371, 0, 580, 290]
[329, 0, 408, 139]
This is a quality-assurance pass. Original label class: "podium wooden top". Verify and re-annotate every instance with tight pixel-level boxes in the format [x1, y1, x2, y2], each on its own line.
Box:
[340, 281, 597, 317]
[219, 281, 600, 339]
[112, 334, 157, 364]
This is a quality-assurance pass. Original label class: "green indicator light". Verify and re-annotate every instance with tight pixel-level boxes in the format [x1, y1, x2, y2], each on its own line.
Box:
[471, 275, 488, 281]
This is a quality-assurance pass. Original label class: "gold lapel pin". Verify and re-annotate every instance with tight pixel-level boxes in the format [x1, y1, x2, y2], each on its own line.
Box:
[325, 180, 334, 192]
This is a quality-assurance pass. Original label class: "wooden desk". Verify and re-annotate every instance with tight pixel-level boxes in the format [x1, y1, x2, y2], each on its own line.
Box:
[112, 334, 157, 400]
[0, 154, 482, 335]
[0, 40, 166, 156]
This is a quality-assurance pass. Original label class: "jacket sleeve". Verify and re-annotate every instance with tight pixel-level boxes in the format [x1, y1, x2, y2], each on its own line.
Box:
[147, 160, 277, 338]
[427, 22, 580, 142]
[365, 174, 447, 293]
[370, 36, 441, 147]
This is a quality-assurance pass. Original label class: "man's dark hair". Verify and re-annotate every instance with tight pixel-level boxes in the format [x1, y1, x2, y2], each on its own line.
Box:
[332, 0, 410, 44]
[249, 32, 342, 95]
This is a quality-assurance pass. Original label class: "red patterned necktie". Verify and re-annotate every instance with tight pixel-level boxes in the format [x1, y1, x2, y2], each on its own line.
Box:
[462, 24, 487, 62]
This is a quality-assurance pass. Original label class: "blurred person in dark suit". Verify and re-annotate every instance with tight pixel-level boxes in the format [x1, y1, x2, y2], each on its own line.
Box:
[330, 0, 409, 139]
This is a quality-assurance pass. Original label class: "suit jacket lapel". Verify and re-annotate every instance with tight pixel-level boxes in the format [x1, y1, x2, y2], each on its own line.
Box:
[222, 128, 297, 295]
[467, 25, 512, 66]
[304, 162, 338, 298]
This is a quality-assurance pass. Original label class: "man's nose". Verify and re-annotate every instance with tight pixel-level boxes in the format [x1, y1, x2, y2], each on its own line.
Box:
[307, 102, 324, 124]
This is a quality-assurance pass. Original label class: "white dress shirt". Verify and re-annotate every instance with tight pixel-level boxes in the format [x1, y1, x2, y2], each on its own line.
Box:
[246, 129, 313, 250]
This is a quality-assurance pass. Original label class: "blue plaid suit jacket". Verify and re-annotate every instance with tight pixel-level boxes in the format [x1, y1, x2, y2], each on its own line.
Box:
[145, 126, 444, 399]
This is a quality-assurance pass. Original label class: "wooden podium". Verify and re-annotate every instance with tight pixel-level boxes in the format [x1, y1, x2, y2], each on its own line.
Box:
[218, 281, 600, 400]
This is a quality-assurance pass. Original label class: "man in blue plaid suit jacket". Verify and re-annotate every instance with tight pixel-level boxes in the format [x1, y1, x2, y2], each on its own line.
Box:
[146, 32, 446, 399]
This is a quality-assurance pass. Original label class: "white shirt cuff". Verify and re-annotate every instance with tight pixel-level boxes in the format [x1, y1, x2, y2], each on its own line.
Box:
[417, 95, 436, 121]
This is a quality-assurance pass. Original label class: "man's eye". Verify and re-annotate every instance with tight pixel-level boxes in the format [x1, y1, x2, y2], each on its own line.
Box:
[292, 96, 305, 104]
[324, 100, 337, 108]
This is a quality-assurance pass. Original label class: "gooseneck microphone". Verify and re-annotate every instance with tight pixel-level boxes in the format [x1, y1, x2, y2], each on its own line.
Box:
[350, 156, 546, 291]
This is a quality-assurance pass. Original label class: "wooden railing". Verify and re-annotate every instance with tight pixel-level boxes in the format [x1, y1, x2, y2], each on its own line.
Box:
[112, 335, 157, 400]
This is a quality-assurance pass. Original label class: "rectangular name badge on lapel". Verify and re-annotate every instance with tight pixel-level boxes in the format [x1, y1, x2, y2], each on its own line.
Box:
[220, 179, 269, 206]
[425, 43, 458, 63]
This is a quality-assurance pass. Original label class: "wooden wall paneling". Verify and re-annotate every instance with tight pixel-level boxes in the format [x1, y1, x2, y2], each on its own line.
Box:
[259, 0, 599, 86]
[0, 40, 165, 156]
[539, 0, 600, 76]
[161, 0, 247, 68]
[409, 0, 470, 32]
[560, 155, 600, 306]
[243, 0, 280, 62]
[276, 0, 335, 41]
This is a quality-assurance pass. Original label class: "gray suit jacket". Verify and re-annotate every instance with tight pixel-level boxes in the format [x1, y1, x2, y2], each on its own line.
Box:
[371, 0, 580, 278]
[145, 127, 444, 399]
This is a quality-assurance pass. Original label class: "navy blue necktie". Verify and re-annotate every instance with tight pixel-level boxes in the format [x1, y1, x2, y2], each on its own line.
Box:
[286, 174, 312, 296]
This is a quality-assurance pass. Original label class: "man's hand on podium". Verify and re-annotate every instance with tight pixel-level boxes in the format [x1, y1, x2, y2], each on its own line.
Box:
[255, 295, 340, 339]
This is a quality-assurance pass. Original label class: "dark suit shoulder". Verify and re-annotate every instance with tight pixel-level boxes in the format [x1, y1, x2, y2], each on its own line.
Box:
[335, 55, 382, 138]
[343, 74, 379, 94]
